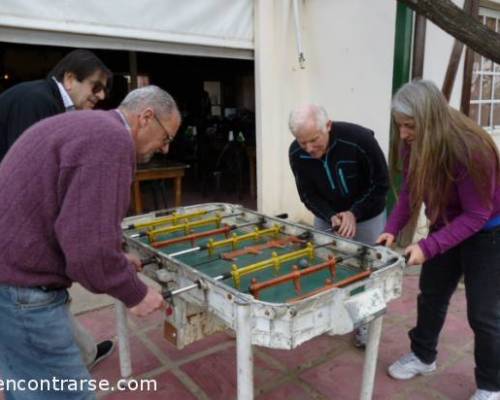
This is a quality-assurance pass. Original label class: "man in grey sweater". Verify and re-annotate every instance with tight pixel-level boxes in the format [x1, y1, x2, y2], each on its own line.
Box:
[0, 85, 180, 399]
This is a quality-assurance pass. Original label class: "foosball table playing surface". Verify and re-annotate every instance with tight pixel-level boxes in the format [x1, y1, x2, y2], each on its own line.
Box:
[115, 203, 405, 400]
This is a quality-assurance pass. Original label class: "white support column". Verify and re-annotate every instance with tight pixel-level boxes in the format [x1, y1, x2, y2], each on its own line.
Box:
[115, 300, 132, 378]
[236, 302, 253, 400]
[360, 315, 384, 400]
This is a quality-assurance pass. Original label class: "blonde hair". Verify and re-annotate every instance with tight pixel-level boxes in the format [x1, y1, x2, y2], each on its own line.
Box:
[391, 80, 500, 225]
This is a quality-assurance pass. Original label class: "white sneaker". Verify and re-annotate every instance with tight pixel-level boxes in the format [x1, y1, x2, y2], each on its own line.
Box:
[470, 389, 500, 400]
[387, 352, 436, 380]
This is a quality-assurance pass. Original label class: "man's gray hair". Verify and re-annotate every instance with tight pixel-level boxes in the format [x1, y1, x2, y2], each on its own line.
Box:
[120, 85, 179, 118]
[288, 104, 329, 136]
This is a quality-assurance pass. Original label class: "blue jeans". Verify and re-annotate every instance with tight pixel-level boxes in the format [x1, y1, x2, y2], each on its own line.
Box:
[410, 230, 500, 391]
[0, 285, 95, 400]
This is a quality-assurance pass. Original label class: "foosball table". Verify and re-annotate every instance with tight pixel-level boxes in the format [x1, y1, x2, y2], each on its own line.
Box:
[115, 203, 405, 400]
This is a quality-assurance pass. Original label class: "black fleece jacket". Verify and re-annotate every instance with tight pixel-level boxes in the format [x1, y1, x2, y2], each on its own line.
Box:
[289, 121, 389, 223]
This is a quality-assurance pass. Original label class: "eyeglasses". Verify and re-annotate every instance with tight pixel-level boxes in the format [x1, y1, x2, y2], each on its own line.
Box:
[81, 78, 107, 96]
[153, 114, 174, 146]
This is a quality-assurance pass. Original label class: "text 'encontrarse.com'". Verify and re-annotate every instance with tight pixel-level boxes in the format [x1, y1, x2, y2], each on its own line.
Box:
[0, 377, 157, 393]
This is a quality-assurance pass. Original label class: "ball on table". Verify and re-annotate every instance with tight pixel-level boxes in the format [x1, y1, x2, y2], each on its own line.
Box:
[298, 258, 309, 269]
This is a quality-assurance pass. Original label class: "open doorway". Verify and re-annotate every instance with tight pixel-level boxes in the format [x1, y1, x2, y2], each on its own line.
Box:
[0, 43, 257, 212]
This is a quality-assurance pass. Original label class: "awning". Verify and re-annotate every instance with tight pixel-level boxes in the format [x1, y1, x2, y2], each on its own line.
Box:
[0, 0, 254, 59]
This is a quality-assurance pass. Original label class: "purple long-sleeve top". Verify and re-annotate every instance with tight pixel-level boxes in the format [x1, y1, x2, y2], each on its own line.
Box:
[0, 110, 147, 307]
[385, 145, 500, 260]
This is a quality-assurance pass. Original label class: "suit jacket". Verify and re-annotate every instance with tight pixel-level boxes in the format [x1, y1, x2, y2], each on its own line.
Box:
[0, 78, 65, 161]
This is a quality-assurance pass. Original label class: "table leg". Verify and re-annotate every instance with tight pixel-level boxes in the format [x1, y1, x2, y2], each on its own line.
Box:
[360, 315, 384, 400]
[132, 180, 143, 214]
[174, 177, 182, 207]
[236, 302, 253, 400]
[116, 301, 132, 378]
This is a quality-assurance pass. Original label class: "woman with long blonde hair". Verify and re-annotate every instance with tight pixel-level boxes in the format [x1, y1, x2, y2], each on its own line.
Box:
[377, 80, 500, 400]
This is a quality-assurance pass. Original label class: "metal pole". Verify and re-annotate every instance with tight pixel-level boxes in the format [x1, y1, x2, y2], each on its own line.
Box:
[292, 0, 306, 68]
[360, 315, 384, 400]
[115, 300, 132, 378]
[236, 302, 253, 400]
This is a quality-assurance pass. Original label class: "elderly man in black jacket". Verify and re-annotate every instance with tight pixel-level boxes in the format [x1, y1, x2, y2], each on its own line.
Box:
[289, 104, 389, 243]
[289, 104, 389, 348]
[0, 49, 112, 161]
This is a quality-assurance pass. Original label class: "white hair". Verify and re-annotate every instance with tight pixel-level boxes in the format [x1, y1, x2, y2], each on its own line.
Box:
[119, 85, 179, 119]
[288, 104, 329, 136]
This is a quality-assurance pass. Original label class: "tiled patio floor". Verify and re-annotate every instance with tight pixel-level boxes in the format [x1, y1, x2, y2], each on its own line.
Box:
[84, 267, 476, 400]
[0, 267, 477, 399]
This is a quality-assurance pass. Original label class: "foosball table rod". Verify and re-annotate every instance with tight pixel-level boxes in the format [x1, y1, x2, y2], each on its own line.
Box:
[248, 252, 363, 298]
[151, 218, 265, 249]
[287, 256, 401, 303]
[249, 256, 337, 299]
[287, 271, 372, 303]
[221, 235, 306, 261]
[230, 242, 320, 288]
[125, 209, 210, 231]
[161, 272, 232, 300]
[167, 225, 282, 257]
[147, 215, 225, 241]
[130, 211, 247, 239]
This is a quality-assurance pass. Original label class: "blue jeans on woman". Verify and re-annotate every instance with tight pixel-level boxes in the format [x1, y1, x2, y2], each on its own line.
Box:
[0, 285, 95, 400]
[410, 229, 500, 391]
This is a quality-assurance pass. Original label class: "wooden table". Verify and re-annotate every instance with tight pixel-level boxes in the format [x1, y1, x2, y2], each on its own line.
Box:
[132, 161, 189, 214]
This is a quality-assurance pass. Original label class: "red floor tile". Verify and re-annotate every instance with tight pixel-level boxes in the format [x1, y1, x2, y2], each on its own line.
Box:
[398, 388, 442, 400]
[428, 356, 475, 399]
[386, 293, 418, 319]
[259, 334, 351, 370]
[448, 288, 468, 313]
[103, 370, 197, 400]
[77, 306, 118, 342]
[146, 327, 235, 362]
[378, 323, 415, 367]
[128, 309, 164, 332]
[440, 312, 473, 349]
[299, 350, 366, 400]
[180, 346, 281, 400]
[299, 349, 428, 400]
[401, 273, 420, 293]
[257, 382, 316, 400]
[92, 335, 162, 384]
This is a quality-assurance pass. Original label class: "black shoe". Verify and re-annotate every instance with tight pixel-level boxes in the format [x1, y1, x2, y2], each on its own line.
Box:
[88, 339, 115, 371]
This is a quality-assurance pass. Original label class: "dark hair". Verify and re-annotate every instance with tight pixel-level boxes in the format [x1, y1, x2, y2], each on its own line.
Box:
[48, 49, 113, 90]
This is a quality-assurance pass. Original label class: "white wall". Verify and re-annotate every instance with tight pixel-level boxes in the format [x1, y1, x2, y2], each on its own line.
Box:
[255, 0, 397, 223]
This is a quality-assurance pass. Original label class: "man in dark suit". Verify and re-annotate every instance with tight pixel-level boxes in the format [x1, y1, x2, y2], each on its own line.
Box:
[0, 49, 112, 161]
[0, 49, 115, 370]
